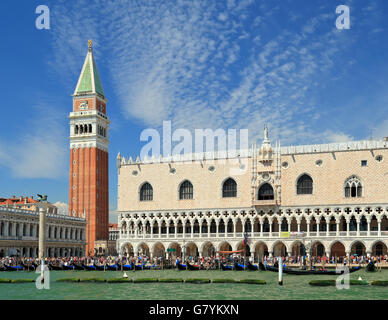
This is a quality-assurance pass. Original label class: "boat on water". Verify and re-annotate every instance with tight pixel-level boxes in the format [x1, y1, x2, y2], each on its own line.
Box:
[49, 264, 63, 271]
[118, 263, 133, 271]
[106, 264, 119, 271]
[93, 263, 106, 271]
[234, 262, 246, 271]
[176, 262, 187, 270]
[247, 262, 259, 271]
[82, 264, 97, 271]
[4, 264, 23, 271]
[366, 262, 377, 272]
[134, 264, 144, 270]
[62, 264, 74, 270]
[20, 262, 36, 271]
[187, 262, 200, 271]
[220, 263, 234, 271]
[259, 262, 361, 275]
[72, 263, 84, 270]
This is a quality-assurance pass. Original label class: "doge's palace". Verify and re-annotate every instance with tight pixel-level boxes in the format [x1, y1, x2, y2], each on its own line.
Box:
[116, 128, 388, 261]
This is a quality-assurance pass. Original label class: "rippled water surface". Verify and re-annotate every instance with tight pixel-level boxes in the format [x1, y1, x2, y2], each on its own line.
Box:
[0, 269, 387, 300]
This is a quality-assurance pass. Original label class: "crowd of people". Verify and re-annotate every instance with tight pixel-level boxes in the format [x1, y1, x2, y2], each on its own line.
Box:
[0, 254, 387, 269]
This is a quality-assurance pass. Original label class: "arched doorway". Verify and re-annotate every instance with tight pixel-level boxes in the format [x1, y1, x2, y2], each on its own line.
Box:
[350, 241, 366, 256]
[168, 242, 182, 259]
[137, 242, 150, 257]
[202, 242, 216, 257]
[291, 241, 305, 256]
[273, 241, 287, 257]
[152, 242, 165, 258]
[122, 243, 134, 257]
[330, 241, 345, 257]
[254, 242, 268, 261]
[219, 241, 232, 251]
[372, 241, 387, 256]
[237, 242, 251, 256]
[312, 242, 325, 256]
[185, 242, 198, 258]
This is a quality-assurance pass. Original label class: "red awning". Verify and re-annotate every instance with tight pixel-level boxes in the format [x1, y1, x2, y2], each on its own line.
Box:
[217, 250, 244, 254]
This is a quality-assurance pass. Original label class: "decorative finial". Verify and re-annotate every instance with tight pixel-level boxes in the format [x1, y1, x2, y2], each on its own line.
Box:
[88, 39, 92, 51]
[264, 124, 269, 141]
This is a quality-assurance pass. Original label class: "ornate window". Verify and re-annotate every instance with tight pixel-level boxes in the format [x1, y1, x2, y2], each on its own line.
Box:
[222, 178, 237, 197]
[258, 183, 274, 200]
[179, 180, 193, 199]
[344, 176, 362, 198]
[140, 182, 153, 201]
[297, 174, 313, 194]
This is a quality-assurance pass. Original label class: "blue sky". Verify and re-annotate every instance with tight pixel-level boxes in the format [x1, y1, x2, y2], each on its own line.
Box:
[0, 0, 387, 222]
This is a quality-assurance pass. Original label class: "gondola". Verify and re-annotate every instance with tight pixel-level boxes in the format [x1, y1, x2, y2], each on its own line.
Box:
[260, 262, 361, 275]
[187, 262, 200, 271]
[234, 262, 246, 271]
[258, 262, 267, 271]
[62, 264, 75, 270]
[49, 264, 64, 271]
[134, 264, 144, 270]
[247, 262, 259, 271]
[176, 262, 187, 270]
[4, 264, 23, 271]
[118, 263, 133, 271]
[220, 263, 234, 270]
[93, 263, 106, 271]
[82, 264, 97, 271]
[366, 262, 377, 272]
[72, 263, 84, 270]
[106, 264, 119, 271]
[21, 262, 36, 271]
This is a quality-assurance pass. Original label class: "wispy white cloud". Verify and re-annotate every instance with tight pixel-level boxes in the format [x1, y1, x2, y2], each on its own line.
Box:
[0, 102, 67, 179]
[48, 0, 382, 149]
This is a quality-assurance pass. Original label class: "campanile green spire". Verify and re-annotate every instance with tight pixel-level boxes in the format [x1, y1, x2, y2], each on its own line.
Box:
[73, 40, 105, 97]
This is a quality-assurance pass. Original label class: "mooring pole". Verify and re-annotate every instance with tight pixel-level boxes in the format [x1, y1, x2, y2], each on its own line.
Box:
[278, 256, 283, 286]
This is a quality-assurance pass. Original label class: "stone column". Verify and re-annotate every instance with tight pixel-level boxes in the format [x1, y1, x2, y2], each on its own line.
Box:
[336, 222, 340, 237]
[38, 207, 46, 260]
[377, 220, 381, 237]
[356, 220, 360, 236]
[158, 225, 161, 237]
[346, 222, 350, 237]
[260, 222, 263, 237]
[269, 222, 272, 236]
[233, 220, 236, 238]
[367, 220, 371, 237]
[287, 220, 291, 232]
[297, 222, 300, 233]
[4, 221, 9, 237]
[216, 221, 219, 238]
[306, 223, 310, 237]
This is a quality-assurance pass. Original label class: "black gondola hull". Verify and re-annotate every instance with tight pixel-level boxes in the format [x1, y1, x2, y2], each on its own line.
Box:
[263, 264, 361, 275]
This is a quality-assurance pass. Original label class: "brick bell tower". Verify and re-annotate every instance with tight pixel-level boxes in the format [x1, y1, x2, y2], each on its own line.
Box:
[69, 40, 110, 256]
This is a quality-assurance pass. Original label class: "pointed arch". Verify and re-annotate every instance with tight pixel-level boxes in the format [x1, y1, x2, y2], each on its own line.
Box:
[296, 174, 313, 194]
[258, 183, 274, 200]
[139, 182, 153, 201]
[344, 175, 362, 198]
[222, 177, 237, 197]
[179, 180, 193, 199]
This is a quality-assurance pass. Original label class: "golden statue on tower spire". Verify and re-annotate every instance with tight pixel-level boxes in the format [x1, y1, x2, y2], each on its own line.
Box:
[88, 39, 92, 51]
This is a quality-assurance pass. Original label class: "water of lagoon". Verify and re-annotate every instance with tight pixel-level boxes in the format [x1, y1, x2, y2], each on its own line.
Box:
[0, 269, 387, 300]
